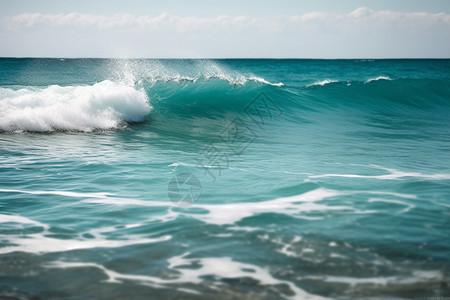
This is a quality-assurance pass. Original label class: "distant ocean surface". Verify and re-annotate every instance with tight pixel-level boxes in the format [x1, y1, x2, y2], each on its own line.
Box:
[0, 58, 449, 299]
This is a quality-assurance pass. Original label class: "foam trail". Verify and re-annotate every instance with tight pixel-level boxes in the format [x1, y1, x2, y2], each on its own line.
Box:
[0, 213, 172, 254]
[0, 233, 171, 254]
[0, 188, 113, 198]
[301, 270, 443, 286]
[368, 198, 415, 214]
[308, 168, 450, 180]
[83, 188, 351, 225]
[2, 187, 420, 226]
[47, 253, 327, 299]
[81, 188, 424, 225]
[0, 80, 151, 132]
[0, 214, 49, 229]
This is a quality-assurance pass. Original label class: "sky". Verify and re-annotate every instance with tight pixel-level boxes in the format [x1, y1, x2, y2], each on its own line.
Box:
[1, 0, 449, 58]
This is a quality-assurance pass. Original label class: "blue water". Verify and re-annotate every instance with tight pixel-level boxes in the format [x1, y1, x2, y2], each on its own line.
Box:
[0, 58, 449, 299]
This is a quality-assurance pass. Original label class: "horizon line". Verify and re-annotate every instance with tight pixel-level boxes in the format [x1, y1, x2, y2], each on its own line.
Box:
[1, 57, 450, 60]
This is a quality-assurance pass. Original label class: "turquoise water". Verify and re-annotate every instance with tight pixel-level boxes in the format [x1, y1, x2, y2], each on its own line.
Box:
[0, 58, 449, 299]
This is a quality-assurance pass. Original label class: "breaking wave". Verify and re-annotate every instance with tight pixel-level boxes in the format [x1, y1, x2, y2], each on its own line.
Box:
[0, 80, 151, 132]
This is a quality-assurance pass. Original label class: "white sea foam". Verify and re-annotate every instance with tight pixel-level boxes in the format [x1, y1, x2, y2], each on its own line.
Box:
[0, 214, 49, 229]
[329, 253, 347, 259]
[308, 167, 450, 181]
[78, 187, 417, 224]
[0, 233, 171, 254]
[306, 79, 338, 87]
[0, 80, 152, 132]
[82, 187, 349, 225]
[201, 74, 284, 87]
[306, 77, 392, 87]
[365, 76, 392, 83]
[301, 270, 443, 287]
[0, 188, 112, 198]
[247, 76, 284, 86]
[368, 198, 415, 214]
[273, 236, 303, 257]
[138, 73, 284, 87]
[47, 252, 327, 299]
[430, 200, 450, 208]
[2, 187, 424, 227]
[226, 226, 263, 232]
[0, 212, 171, 254]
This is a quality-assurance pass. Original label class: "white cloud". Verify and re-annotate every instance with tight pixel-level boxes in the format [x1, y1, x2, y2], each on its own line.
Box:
[1, 8, 449, 57]
[4, 12, 258, 32]
[4, 8, 449, 31]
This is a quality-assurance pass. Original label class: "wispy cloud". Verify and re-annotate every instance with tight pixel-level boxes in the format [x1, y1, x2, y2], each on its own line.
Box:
[4, 8, 449, 32]
[1, 8, 449, 57]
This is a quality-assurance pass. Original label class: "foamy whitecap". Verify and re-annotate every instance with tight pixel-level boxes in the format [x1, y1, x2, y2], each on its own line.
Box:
[0, 80, 152, 132]
[307, 79, 338, 87]
[365, 76, 392, 83]
[137, 74, 284, 87]
[247, 76, 284, 86]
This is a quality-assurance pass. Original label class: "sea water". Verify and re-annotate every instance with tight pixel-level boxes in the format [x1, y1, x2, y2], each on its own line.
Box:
[0, 58, 449, 299]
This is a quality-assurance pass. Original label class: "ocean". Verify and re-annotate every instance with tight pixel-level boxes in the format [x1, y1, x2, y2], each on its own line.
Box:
[0, 58, 449, 299]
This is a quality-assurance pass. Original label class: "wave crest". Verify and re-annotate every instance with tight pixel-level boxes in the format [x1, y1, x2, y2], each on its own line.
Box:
[306, 79, 338, 87]
[136, 74, 284, 87]
[0, 80, 151, 132]
[365, 76, 392, 83]
[307, 77, 392, 87]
